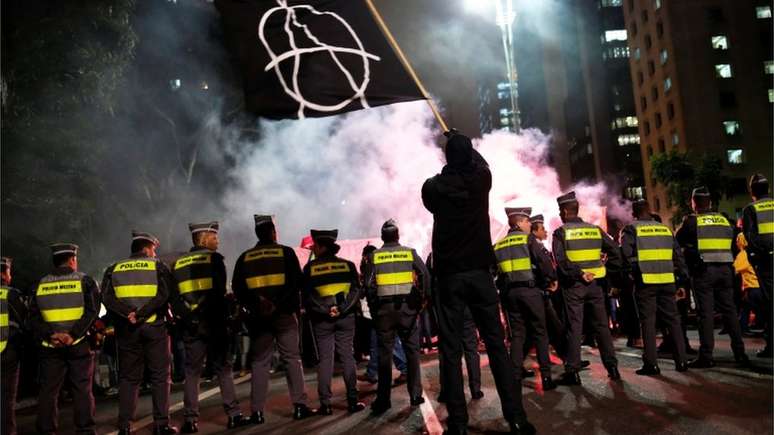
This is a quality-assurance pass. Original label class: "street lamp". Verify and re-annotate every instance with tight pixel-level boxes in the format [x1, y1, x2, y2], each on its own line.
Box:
[464, 0, 521, 133]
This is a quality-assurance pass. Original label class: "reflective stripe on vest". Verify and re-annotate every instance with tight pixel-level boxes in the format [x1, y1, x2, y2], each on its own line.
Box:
[0, 287, 8, 353]
[563, 223, 606, 278]
[753, 199, 774, 236]
[173, 252, 215, 312]
[494, 231, 534, 282]
[632, 221, 675, 284]
[243, 247, 287, 290]
[373, 246, 415, 297]
[309, 261, 351, 298]
[35, 272, 86, 345]
[112, 258, 160, 324]
[696, 213, 733, 263]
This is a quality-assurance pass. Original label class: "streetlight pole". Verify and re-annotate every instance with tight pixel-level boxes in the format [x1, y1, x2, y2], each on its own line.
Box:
[495, 0, 520, 133]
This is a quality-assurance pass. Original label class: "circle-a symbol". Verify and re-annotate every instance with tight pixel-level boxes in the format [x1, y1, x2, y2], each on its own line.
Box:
[258, 0, 382, 118]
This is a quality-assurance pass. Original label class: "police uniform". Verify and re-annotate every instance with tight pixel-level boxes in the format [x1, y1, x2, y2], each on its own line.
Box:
[102, 232, 177, 435]
[741, 174, 773, 357]
[552, 192, 622, 383]
[1, 257, 27, 435]
[495, 208, 556, 390]
[302, 229, 365, 415]
[171, 222, 245, 432]
[676, 188, 748, 367]
[621, 208, 689, 373]
[366, 220, 429, 413]
[232, 215, 312, 424]
[28, 244, 99, 435]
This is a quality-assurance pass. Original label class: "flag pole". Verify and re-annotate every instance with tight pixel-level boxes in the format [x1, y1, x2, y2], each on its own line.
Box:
[364, 0, 449, 132]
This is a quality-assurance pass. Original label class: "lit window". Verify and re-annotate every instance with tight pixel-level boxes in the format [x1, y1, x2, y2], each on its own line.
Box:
[723, 120, 741, 135]
[756, 6, 772, 18]
[727, 149, 744, 164]
[617, 134, 641, 146]
[169, 79, 181, 91]
[499, 108, 511, 116]
[654, 0, 661, 9]
[769, 89, 774, 103]
[500, 117, 510, 126]
[664, 77, 672, 92]
[497, 91, 508, 100]
[765, 61, 774, 74]
[497, 82, 512, 90]
[715, 64, 733, 78]
[600, 0, 623, 6]
[634, 47, 641, 60]
[604, 30, 628, 42]
[660, 49, 668, 65]
[711, 35, 729, 50]
[611, 116, 639, 129]
[672, 132, 679, 145]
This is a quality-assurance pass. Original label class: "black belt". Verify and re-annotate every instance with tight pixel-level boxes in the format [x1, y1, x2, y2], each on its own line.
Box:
[508, 280, 536, 289]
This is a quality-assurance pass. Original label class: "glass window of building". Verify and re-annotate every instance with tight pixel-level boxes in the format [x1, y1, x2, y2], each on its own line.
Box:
[612, 116, 639, 129]
[640, 96, 647, 110]
[765, 61, 774, 74]
[664, 77, 672, 92]
[641, 10, 649, 22]
[644, 121, 651, 135]
[647, 145, 654, 158]
[672, 132, 679, 146]
[756, 6, 772, 18]
[769, 89, 774, 103]
[711, 35, 729, 50]
[634, 47, 641, 60]
[617, 134, 641, 146]
[655, 112, 662, 128]
[604, 30, 628, 42]
[667, 102, 675, 119]
[654, 0, 661, 10]
[660, 49, 668, 64]
[645, 34, 652, 49]
[169, 79, 182, 91]
[719, 91, 737, 107]
[658, 138, 665, 153]
[638, 71, 644, 85]
[656, 21, 664, 38]
[648, 60, 655, 76]
[727, 149, 744, 164]
[600, 0, 623, 6]
[651, 86, 659, 101]
[723, 120, 741, 135]
[715, 64, 733, 78]
[631, 21, 638, 37]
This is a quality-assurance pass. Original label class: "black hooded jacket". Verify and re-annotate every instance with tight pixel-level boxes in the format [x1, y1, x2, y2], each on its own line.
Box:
[421, 134, 497, 274]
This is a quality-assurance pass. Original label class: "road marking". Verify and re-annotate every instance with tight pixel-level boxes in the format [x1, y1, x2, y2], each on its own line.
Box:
[104, 374, 252, 435]
[419, 391, 444, 435]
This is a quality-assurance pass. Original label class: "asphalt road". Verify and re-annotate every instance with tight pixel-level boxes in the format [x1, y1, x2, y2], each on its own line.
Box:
[14, 330, 773, 434]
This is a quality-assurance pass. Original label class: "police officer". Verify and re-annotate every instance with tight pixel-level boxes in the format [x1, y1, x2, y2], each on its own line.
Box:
[676, 187, 749, 368]
[366, 219, 429, 414]
[1, 257, 27, 435]
[171, 222, 246, 432]
[552, 192, 622, 385]
[232, 215, 314, 424]
[495, 208, 557, 391]
[29, 244, 99, 434]
[742, 174, 773, 358]
[102, 231, 178, 435]
[620, 199, 689, 375]
[302, 229, 365, 415]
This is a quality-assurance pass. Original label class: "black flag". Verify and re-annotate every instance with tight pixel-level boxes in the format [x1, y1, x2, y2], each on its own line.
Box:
[215, 0, 426, 119]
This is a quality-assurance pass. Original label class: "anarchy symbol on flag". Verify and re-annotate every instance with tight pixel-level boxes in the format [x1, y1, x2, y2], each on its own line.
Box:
[258, 0, 382, 119]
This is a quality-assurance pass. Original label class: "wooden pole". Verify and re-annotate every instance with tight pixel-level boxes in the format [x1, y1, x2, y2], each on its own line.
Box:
[364, 0, 449, 132]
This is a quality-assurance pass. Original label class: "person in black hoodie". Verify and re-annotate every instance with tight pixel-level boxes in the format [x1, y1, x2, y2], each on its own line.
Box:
[422, 132, 534, 435]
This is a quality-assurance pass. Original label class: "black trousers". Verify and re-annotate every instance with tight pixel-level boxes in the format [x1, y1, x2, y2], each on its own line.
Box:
[543, 292, 567, 360]
[374, 300, 422, 403]
[635, 283, 686, 366]
[619, 284, 641, 340]
[36, 341, 96, 435]
[116, 323, 171, 430]
[438, 307, 481, 396]
[563, 280, 617, 372]
[752, 259, 773, 351]
[2, 344, 21, 435]
[693, 265, 746, 360]
[436, 269, 525, 433]
[504, 286, 551, 376]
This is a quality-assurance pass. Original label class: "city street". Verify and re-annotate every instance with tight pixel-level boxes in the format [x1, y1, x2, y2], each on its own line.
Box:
[15, 331, 773, 435]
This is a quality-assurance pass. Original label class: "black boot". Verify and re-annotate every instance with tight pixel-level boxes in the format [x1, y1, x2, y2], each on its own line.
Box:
[557, 371, 581, 386]
[687, 358, 715, 369]
[118, 429, 132, 435]
[541, 373, 557, 390]
[153, 425, 179, 435]
[471, 390, 484, 400]
[317, 404, 333, 416]
[437, 392, 447, 403]
[227, 414, 248, 429]
[293, 404, 315, 420]
[607, 366, 621, 380]
[580, 360, 591, 369]
[410, 395, 425, 406]
[521, 367, 535, 378]
[348, 401, 366, 413]
[735, 354, 752, 367]
[181, 421, 198, 434]
[675, 361, 689, 372]
[249, 412, 265, 425]
[635, 364, 660, 376]
[370, 399, 391, 415]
